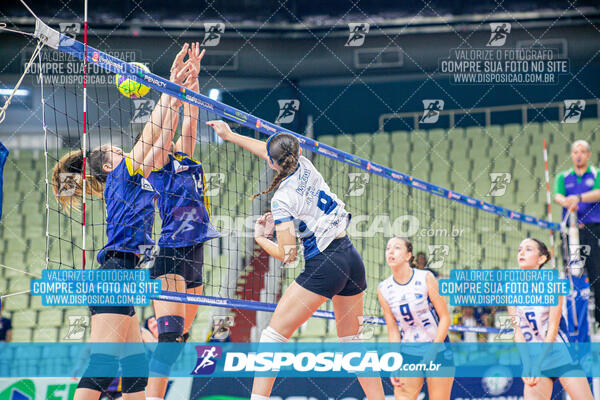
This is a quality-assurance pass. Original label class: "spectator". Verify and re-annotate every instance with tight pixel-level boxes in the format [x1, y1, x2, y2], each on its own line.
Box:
[415, 251, 439, 277]
[554, 140, 600, 328]
[461, 307, 478, 342]
[0, 311, 12, 342]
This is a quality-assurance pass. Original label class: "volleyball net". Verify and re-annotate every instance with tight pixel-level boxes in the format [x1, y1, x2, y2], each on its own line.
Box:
[34, 21, 560, 332]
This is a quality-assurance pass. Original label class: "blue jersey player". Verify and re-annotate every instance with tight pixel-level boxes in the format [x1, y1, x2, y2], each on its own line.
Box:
[52, 45, 195, 400]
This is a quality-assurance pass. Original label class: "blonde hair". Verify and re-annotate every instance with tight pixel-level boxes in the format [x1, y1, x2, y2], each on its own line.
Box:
[51, 147, 107, 212]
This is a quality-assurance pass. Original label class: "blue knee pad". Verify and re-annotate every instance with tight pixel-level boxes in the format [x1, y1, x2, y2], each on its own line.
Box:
[78, 353, 119, 392]
[121, 353, 149, 393]
[150, 316, 186, 376]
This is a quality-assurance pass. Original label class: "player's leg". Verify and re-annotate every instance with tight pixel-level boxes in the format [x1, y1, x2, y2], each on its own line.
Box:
[120, 315, 148, 400]
[522, 377, 553, 400]
[332, 292, 385, 400]
[251, 281, 327, 399]
[426, 377, 453, 400]
[75, 312, 135, 400]
[147, 273, 187, 400]
[558, 376, 593, 400]
[392, 377, 424, 400]
[183, 284, 202, 337]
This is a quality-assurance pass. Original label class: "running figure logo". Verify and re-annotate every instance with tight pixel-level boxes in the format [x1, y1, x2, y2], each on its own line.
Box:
[487, 173, 512, 196]
[201, 23, 225, 47]
[420, 100, 444, 124]
[64, 315, 89, 340]
[345, 23, 370, 47]
[428, 245, 449, 270]
[204, 173, 226, 196]
[487, 23, 511, 47]
[347, 173, 370, 196]
[192, 345, 222, 375]
[562, 100, 586, 123]
[275, 100, 300, 124]
[132, 99, 156, 123]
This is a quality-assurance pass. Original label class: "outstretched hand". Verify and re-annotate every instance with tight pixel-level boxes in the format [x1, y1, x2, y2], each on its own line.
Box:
[206, 120, 234, 142]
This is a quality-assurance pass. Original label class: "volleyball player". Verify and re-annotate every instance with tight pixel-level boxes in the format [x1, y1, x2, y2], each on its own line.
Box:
[507, 238, 592, 400]
[145, 43, 220, 400]
[52, 46, 194, 400]
[377, 237, 453, 400]
[206, 121, 384, 400]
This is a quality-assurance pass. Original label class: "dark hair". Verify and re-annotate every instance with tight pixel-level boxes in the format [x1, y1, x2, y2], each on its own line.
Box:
[525, 238, 550, 268]
[251, 133, 300, 200]
[52, 146, 109, 211]
[391, 237, 415, 267]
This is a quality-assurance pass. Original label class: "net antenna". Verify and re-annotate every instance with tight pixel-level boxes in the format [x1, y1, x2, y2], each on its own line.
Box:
[560, 209, 579, 335]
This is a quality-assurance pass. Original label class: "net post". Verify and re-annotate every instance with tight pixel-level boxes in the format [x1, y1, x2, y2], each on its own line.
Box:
[81, 0, 88, 269]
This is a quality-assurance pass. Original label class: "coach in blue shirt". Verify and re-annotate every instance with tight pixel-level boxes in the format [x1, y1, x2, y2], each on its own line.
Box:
[554, 140, 600, 327]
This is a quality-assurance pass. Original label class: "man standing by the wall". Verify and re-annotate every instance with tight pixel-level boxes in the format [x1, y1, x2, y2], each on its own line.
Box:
[555, 140, 600, 328]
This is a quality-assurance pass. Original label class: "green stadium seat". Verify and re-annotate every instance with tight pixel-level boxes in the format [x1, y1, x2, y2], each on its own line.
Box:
[38, 309, 64, 327]
[11, 328, 32, 342]
[318, 135, 336, 146]
[336, 135, 355, 153]
[354, 133, 373, 159]
[371, 132, 390, 148]
[33, 327, 58, 342]
[8, 276, 31, 293]
[12, 309, 37, 329]
[3, 294, 29, 311]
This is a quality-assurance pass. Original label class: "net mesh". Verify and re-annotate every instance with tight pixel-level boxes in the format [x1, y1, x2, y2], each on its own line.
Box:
[42, 44, 554, 321]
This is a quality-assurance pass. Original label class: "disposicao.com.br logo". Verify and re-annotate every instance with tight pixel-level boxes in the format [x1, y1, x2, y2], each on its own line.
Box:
[187, 344, 444, 377]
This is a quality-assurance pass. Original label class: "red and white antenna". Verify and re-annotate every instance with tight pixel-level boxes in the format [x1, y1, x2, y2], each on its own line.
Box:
[81, 0, 88, 269]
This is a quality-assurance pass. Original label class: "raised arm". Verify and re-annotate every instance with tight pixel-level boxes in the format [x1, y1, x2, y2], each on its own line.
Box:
[207, 120, 269, 161]
[175, 43, 204, 156]
[139, 95, 181, 177]
[130, 44, 189, 172]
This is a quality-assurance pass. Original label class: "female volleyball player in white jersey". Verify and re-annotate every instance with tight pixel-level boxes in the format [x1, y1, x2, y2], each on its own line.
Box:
[377, 237, 453, 400]
[52, 46, 194, 400]
[207, 121, 384, 400]
[507, 238, 592, 400]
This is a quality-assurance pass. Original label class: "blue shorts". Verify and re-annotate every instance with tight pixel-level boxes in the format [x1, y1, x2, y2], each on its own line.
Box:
[295, 236, 367, 299]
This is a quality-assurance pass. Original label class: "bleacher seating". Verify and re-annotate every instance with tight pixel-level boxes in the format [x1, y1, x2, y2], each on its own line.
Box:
[1, 117, 599, 342]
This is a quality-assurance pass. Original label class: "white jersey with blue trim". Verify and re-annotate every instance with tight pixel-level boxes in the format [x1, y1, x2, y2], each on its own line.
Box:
[271, 155, 349, 259]
[516, 305, 570, 343]
[378, 269, 440, 343]
[516, 304, 575, 368]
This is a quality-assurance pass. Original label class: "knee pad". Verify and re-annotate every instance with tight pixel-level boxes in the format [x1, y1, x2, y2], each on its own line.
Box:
[157, 315, 185, 335]
[149, 331, 186, 376]
[121, 352, 148, 378]
[260, 326, 288, 343]
[182, 332, 190, 342]
[77, 377, 115, 392]
[121, 376, 148, 394]
[82, 353, 119, 378]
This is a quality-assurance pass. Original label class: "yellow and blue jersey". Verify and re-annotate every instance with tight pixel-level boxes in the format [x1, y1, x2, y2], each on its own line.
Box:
[97, 155, 156, 264]
[149, 152, 219, 248]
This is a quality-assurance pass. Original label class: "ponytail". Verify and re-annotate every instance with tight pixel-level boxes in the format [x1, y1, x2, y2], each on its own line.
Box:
[526, 237, 550, 268]
[52, 147, 107, 212]
[251, 133, 300, 200]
